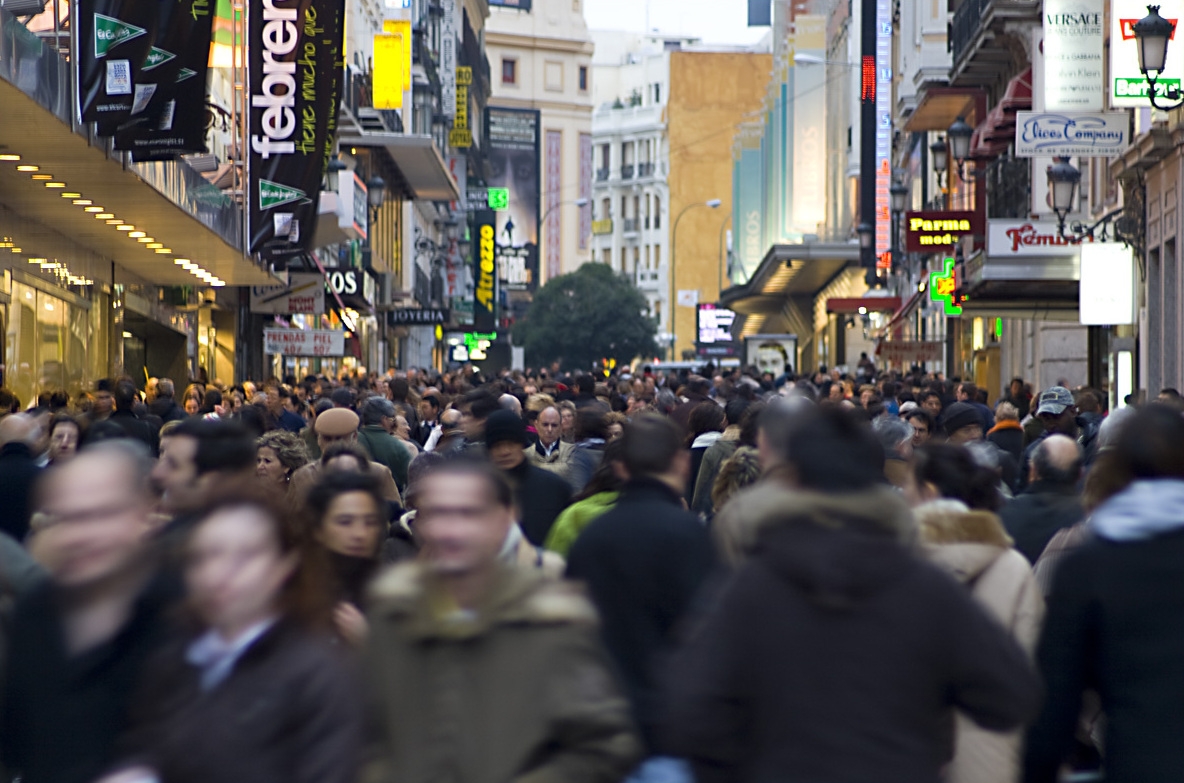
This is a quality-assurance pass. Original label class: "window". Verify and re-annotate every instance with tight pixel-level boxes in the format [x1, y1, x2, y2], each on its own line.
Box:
[579, 66, 588, 92]
[653, 196, 661, 228]
[651, 83, 661, 104]
[600, 144, 610, 168]
[502, 58, 517, 85]
[603, 249, 612, 265]
[621, 196, 628, 218]
[601, 198, 611, 218]
[620, 247, 627, 270]
[653, 245, 661, 268]
[633, 247, 640, 274]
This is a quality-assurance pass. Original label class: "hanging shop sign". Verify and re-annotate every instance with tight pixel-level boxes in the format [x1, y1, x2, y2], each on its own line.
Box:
[248, 0, 347, 261]
[449, 66, 472, 148]
[987, 219, 1092, 256]
[1111, 0, 1184, 106]
[76, 0, 159, 129]
[1043, 0, 1104, 110]
[264, 328, 345, 356]
[1079, 243, 1136, 324]
[250, 272, 326, 314]
[876, 340, 945, 365]
[113, 0, 214, 159]
[388, 307, 450, 326]
[697, 303, 738, 357]
[929, 257, 963, 316]
[487, 107, 540, 292]
[441, 0, 459, 117]
[472, 209, 497, 332]
[904, 211, 981, 253]
[1014, 111, 1129, 157]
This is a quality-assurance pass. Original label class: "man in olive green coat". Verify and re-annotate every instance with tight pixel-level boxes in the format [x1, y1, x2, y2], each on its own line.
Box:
[357, 397, 411, 492]
[362, 461, 641, 783]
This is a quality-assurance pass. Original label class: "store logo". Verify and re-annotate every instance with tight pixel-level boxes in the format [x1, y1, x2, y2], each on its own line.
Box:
[143, 47, 176, 71]
[176, 68, 197, 83]
[94, 13, 147, 58]
[1004, 223, 1091, 253]
[476, 224, 495, 310]
[250, 0, 299, 159]
[259, 179, 306, 210]
[1119, 17, 1177, 39]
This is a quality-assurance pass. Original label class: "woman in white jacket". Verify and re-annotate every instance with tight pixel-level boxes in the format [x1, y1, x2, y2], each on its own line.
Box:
[908, 443, 1045, 783]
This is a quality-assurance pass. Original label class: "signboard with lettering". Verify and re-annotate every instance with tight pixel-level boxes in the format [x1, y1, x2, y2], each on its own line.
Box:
[929, 258, 963, 316]
[904, 211, 981, 253]
[987, 219, 1092, 256]
[697, 303, 738, 356]
[1111, 0, 1184, 106]
[1015, 111, 1128, 157]
[250, 273, 326, 314]
[388, 308, 450, 326]
[486, 107, 540, 293]
[876, 341, 945, 365]
[1043, 0, 1104, 110]
[471, 209, 497, 332]
[264, 328, 345, 356]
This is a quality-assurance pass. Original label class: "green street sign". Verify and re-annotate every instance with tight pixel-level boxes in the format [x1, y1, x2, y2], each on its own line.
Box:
[487, 188, 509, 211]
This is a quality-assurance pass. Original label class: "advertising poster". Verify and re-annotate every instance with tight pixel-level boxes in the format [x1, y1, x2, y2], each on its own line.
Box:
[1043, 0, 1104, 110]
[486, 107, 540, 293]
[790, 15, 826, 234]
[249, 272, 327, 314]
[248, 0, 346, 260]
[732, 125, 764, 284]
[697, 303, 738, 356]
[744, 334, 798, 377]
[471, 209, 497, 332]
[114, 0, 215, 160]
[76, 0, 159, 129]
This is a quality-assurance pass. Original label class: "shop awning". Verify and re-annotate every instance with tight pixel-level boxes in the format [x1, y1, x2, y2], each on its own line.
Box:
[337, 132, 460, 202]
[721, 243, 861, 316]
[904, 86, 985, 132]
[969, 69, 1032, 160]
[826, 296, 901, 314]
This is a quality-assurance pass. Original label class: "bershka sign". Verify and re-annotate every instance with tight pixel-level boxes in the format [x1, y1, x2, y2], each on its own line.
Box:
[388, 308, 450, 326]
[114, 0, 214, 160]
[264, 328, 345, 356]
[248, 0, 347, 260]
[77, 1, 159, 128]
[987, 219, 1094, 256]
[904, 211, 982, 253]
[472, 209, 497, 332]
[1043, 0, 1104, 110]
[1112, 0, 1184, 107]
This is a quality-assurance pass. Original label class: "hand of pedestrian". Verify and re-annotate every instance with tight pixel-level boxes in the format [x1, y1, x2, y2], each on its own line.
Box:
[334, 601, 369, 647]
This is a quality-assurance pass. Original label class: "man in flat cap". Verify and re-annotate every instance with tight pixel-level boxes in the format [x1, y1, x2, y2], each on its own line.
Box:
[288, 407, 403, 507]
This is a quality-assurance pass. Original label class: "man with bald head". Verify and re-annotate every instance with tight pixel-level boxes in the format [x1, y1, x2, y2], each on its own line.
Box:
[999, 433, 1084, 563]
[0, 413, 43, 540]
[2, 441, 170, 783]
[527, 405, 574, 480]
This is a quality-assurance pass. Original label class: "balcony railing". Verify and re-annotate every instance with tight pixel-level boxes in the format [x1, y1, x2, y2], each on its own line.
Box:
[596, 167, 610, 182]
[950, 0, 1040, 73]
[623, 218, 640, 233]
[620, 164, 634, 180]
[637, 162, 655, 178]
[985, 156, 1031, 219]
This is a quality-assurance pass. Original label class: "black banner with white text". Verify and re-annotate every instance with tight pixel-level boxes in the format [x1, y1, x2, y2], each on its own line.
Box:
[76, 0, 159, 129]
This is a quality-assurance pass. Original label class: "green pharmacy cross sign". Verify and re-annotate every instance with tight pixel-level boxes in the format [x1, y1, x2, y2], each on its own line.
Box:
[487, 188, 509, 211]
[930, 257, 962, 316]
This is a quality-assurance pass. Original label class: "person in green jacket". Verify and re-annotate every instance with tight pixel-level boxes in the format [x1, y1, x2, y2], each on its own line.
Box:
[545, 439, 624, 556]
[357, 397, 412, 493]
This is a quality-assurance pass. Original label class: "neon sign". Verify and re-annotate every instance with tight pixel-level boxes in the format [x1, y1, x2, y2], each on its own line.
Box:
[930, 257, 963, 316]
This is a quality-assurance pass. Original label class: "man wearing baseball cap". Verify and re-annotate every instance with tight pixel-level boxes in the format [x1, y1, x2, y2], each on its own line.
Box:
[1019, 385, 1099, 490]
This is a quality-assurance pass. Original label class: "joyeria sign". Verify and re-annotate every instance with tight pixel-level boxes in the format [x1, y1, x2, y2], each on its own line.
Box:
[904, 211, 983, 253]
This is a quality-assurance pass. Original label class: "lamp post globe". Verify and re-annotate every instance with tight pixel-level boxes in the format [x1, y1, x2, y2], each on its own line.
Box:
[1046, 157, 1082, 219]
[947, 116, 974, 164]
[930, 137, 949, 174]
[367, 176, 386, 210]
[1133, 5, 1175, 75]
[890, 181, 909, 215]
[857, 222, 874, 249]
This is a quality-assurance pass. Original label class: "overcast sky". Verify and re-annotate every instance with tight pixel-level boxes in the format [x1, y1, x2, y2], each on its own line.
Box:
[583, 0, 769, 46]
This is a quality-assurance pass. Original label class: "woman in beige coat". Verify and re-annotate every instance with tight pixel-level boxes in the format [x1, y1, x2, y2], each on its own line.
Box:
[908, 444, 1045, 783]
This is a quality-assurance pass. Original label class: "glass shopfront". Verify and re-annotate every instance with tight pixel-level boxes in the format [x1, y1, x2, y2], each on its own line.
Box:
[5, 277, 94, 405]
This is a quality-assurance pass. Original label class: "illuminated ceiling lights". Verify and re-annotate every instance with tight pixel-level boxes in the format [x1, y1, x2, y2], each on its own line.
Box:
[73, 199, 92, 205]
[155, 248, 172, 254]
[15, 165, 37, 172]
[0, 154, 19, 161]
[44, 182, 66, 189]
[128, 231, 145, 238]
[61, 192, 81, 198]
[146, 242, 162, 249]
[94, 213, 114, 219]
[116, 225, 135, 231]
[84, 206, 104, 212]
[30, 174, 52, 181]
[106, 219, 123, 225]
[137, 236, 154, 243]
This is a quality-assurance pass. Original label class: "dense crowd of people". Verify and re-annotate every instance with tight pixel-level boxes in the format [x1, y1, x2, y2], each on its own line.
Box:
[0, 359, 1182, 783]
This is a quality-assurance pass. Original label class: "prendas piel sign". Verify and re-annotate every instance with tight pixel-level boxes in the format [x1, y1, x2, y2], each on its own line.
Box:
[76, 0, 159, 130]
[248, 0, 346, 260]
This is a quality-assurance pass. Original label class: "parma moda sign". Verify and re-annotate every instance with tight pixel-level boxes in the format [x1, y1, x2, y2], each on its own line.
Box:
[904, 211, 983, 253]
[248, 0, 347, 260]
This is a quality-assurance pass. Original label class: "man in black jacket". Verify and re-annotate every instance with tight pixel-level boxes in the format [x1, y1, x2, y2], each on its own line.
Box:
[566, 414, 716, 754]
[483, 410, 571, 546]
[663, 405, 1040, 783]
[1000, 434, 1084, 563]
[0, 414, 42, 541]
[147, 378, 186, 424]
[109, 379, 159, 455]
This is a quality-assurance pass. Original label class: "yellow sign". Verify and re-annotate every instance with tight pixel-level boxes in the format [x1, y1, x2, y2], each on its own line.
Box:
[372, 33, 406, 109]
[476, 223, 496, 309]
[449, 129, 472, 148]
[591, 219, 613, 235]
[457, 66, 472, 86]
[454, 84, 469, 129]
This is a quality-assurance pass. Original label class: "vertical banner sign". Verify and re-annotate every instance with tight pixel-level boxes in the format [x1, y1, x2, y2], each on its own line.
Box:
[486, 107, 541, 293]
[790, 15, 826, 234]
[578, 132, 592, 251]
[441, 0, 459, 117]
[472, 209, 498, 332]
[377, 19, 412, 110]
[449, 67, 472, 148]
[1043, 0, 1104, 110]
[114, 0, 216, 160]
[875, 0, 892, 259]
[76, 0, 159, 129]
[545, 130, 562, 281]
[1111, 0, 1184, 106]
[733, 129, 764, 284]
[248, 0, 347, 260]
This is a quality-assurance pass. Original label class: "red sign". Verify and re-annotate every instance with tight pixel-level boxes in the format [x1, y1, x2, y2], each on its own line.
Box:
[1120, 18, 1177, 39]
[904, 210, 982, 253]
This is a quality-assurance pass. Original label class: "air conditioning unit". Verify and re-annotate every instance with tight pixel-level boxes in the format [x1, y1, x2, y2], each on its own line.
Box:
[1, 0, 49, 15]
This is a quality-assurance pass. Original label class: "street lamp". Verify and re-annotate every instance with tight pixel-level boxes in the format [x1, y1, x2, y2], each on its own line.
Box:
[367, 175, 386, 214]
[1046, 157, 1080, 233]
[1047, 156, 1133, 243]
[669, 198, 722, 359]
[890, 181, 909, 215]
[1132, 5, 1183, 110]
[540, 196, 589, 226]
[857, 222, 874, 249]
[324, 158, 346, 191]
[930, 136, 950, 207]
[947, 116, 974, 180]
